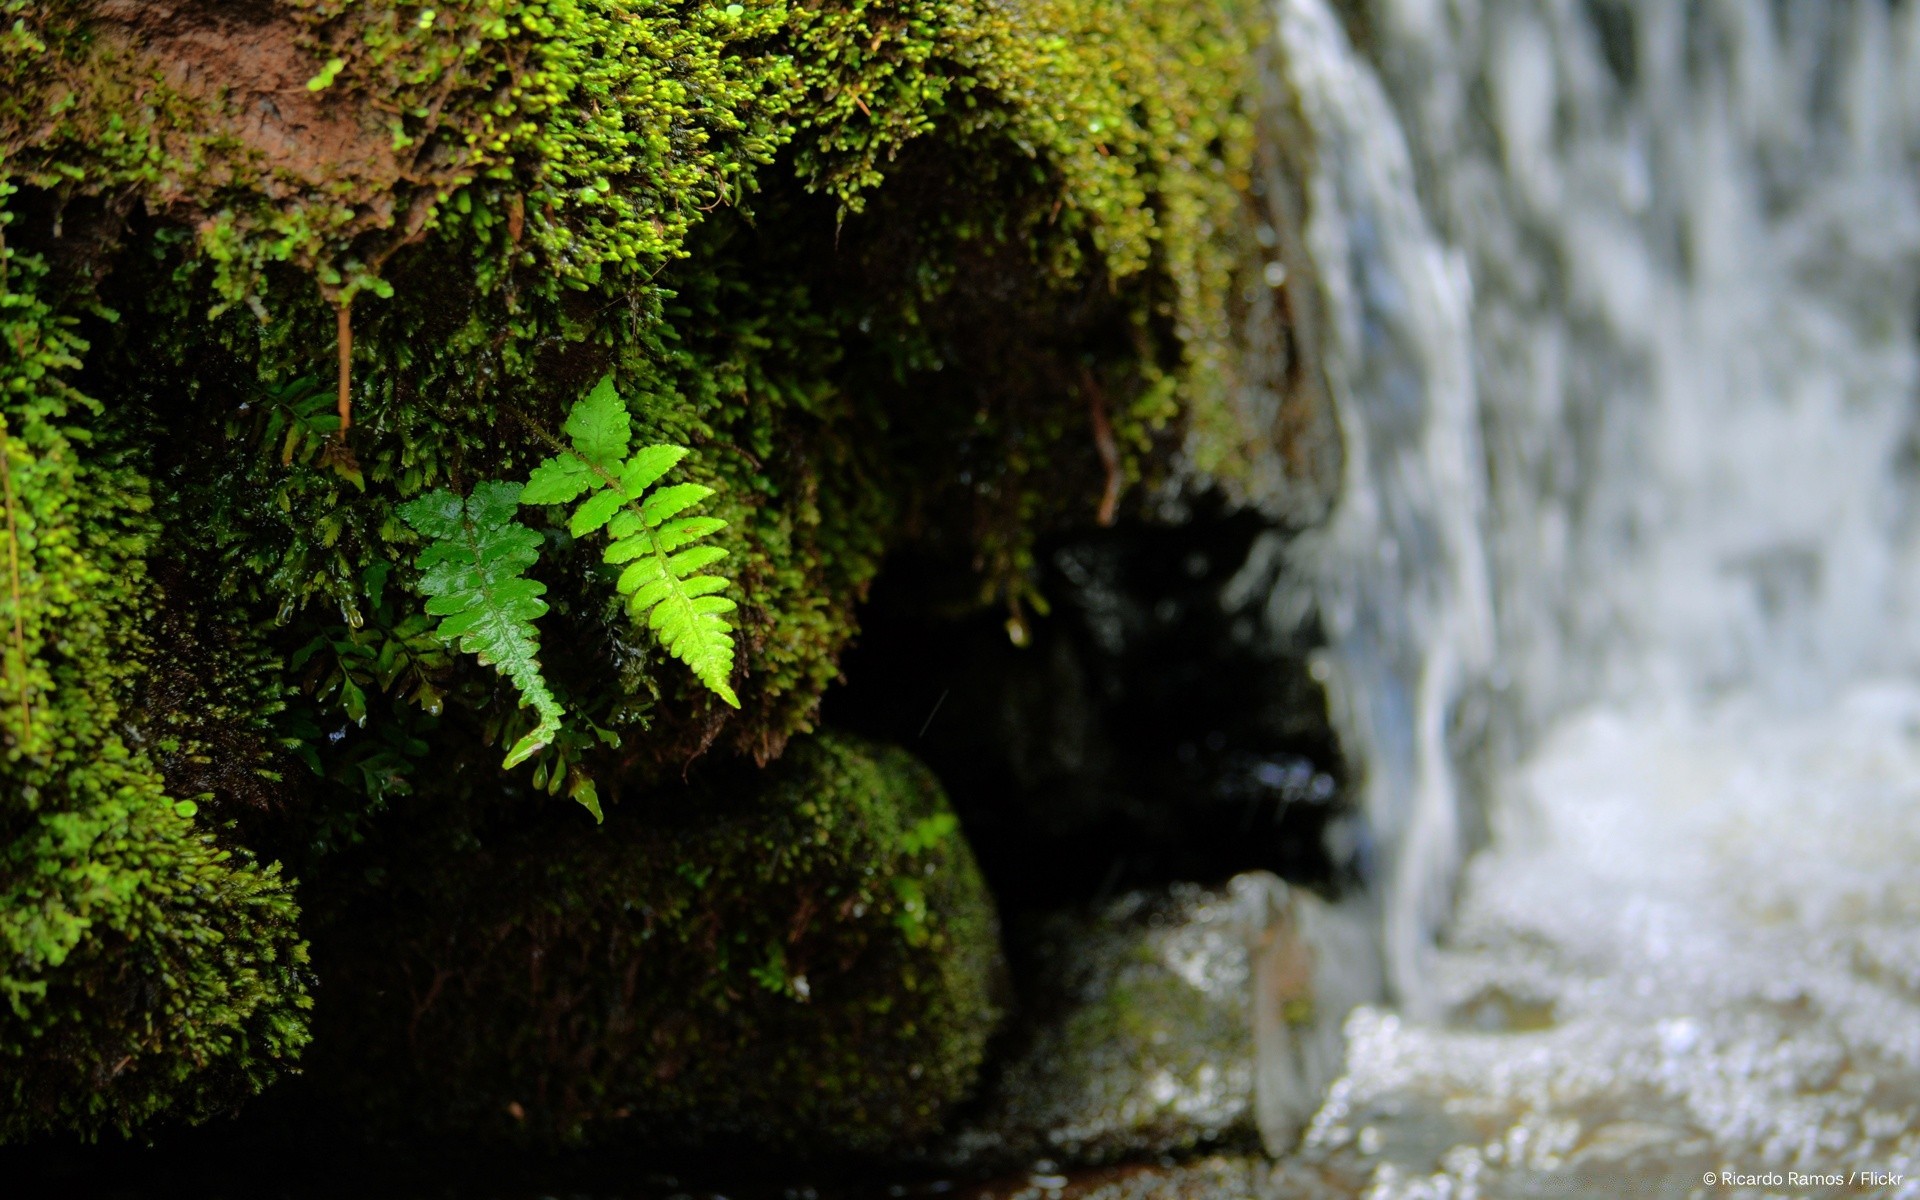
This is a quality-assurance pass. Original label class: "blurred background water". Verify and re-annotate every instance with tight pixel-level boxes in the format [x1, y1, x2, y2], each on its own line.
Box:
[1269, 0, 1920, 1195]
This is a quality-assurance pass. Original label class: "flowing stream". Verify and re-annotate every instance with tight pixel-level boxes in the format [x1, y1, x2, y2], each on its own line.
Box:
[1274, 1, 1920, 1194]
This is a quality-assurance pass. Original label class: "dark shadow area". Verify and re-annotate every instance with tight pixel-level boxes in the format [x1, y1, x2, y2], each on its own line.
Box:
[825, 498, 1355, 917]
[0, 1133, 1001, 1200]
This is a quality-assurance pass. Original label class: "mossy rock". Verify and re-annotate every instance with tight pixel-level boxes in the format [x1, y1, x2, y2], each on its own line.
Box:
[0, 0, 1294, 1141]
[305, 733, 1005, 1155]
[948, 882, 1263, 1167]
[0, 802, 310, 1141]
[939, 875, 1380, 1169]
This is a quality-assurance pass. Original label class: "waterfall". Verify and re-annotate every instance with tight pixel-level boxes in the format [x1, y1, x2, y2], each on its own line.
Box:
[1269, 0, 1496, 1012]
[1363, 0, 1920, 716]
[1267, 1, 1920, 1190]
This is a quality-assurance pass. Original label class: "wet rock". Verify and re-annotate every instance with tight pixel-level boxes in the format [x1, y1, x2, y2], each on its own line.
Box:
[304, 733, 1006, 1157]
[940, 872, 1381, 1169]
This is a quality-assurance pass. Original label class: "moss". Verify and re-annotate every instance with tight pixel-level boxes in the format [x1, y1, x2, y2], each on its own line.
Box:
[0, 0, 1286, 1139]
[0, 211, 311, 1140]
[3, 0, 1273, 763]
[307, 732, 1005, 1154]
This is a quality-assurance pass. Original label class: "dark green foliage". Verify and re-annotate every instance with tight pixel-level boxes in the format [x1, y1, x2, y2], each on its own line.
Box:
[0, 807, 311, 1140]
[392, 377, 739, 819]
[308, 733, 1004, 1155]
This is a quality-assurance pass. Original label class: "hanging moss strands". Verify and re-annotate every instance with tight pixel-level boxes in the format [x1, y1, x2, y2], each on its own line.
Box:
[1, 0, 1277, 1142]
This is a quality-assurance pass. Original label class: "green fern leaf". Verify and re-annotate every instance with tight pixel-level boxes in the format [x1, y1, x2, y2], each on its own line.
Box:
[522, 375, 741, 708]
[563, 374, 632, 468]
[619, 444, 687, 495]
[520, 453, 593, 506]
[398, 482, 566, 770]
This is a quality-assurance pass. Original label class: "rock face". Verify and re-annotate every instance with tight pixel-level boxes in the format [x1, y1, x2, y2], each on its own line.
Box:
[306, 734, 1006, 1157]
[941, 872, 1381, 1169]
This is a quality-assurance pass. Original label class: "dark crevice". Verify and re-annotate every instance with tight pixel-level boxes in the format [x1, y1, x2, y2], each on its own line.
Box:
[824, 498, 1356, 918]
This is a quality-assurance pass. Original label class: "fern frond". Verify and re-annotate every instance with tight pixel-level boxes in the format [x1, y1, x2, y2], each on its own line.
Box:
[398, 482, 565, 769]
[521, 376, 741, 708]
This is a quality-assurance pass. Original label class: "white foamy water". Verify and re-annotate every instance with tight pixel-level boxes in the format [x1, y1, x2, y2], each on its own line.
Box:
[1300, 689, 1920, 1196]
[1266, 0, 1920, 1193]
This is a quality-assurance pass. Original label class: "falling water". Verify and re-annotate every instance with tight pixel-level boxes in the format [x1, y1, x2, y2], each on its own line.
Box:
[1270, 0, 1920, 1194]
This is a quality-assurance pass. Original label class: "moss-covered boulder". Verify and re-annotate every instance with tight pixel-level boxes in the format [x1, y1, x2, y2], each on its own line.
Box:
[0, 0, 1309, 1141]
[305, 733, 1005, 1155]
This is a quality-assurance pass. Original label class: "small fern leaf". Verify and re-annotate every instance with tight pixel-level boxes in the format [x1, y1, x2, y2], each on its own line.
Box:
[399, 482, 564, 766]
[521, 454, 593, 505]
[673, 573, 733, 601]
[640, 481, 714, 525]
[619, 443, 687, 497]
[649, 585, 740, 707]
[616, 559, 668, 604]
[653, 515, 728, 553]
[601, 515, 728, 562]
[563, 374, 632, 468]
[569, 488, 626, 537]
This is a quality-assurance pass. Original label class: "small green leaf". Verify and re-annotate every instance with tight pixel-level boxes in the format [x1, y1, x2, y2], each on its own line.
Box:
[525, 378, 742, 711]
[653, 515, 727, 554]
[563, 374, 631, 468]
[306, 56, 346, 91]
[521, 455, 592, 505]
[397, 489, 465, 540]
[616, 557, 666, 598]
[624, 574, 674, 615]
[569, 488, 625, 536]
[400, 487, 563, 769]
[640, 481, 714, 525]
[568, 771, 604, 823]
[603, 530, 655, 564]
[619, 443, 688, 497]
[667, 544, 729, 575]
[467, 480, 523, 525]
[667, 574, 731, 603]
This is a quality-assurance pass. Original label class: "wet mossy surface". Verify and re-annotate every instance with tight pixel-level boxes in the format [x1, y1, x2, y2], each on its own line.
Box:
[0, 0, 1324, 1146]
[301, 732, 1006, 1155]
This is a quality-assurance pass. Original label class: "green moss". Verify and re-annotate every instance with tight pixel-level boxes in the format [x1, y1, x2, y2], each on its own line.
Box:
[309, 733, 1005, 1153]
[0, 205, 310, 1140]
[0, 0, 1282, 1139]
[2, 0, 1270, 760]
[948, 884, 1262, 1167]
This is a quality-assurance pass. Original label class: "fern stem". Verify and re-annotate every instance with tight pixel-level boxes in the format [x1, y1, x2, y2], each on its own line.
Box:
[0, 414, 30, 743]
[504, 404, 569, 459]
